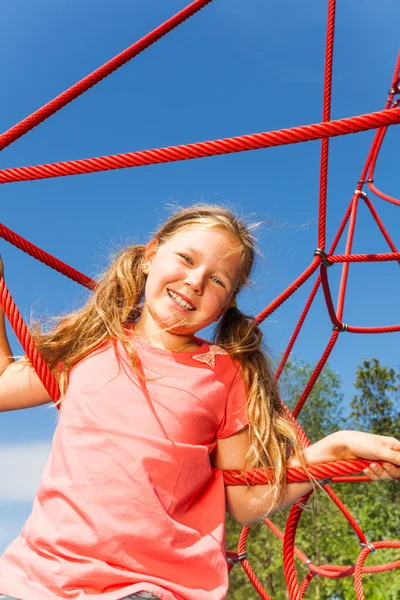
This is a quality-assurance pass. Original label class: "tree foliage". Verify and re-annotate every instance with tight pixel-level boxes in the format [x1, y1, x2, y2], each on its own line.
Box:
[350, 358, 400, 438]
[225, 358, 400, 599]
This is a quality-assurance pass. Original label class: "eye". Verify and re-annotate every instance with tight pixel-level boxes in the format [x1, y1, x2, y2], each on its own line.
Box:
[179, 254, 193, 264]
[211, 276, 225, 287]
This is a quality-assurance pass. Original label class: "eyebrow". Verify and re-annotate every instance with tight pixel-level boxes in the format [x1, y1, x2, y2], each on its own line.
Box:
[182, 246, 234, 282]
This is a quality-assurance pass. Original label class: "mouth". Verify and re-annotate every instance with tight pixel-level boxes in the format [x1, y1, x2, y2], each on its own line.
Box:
[167, 289, 196, 311]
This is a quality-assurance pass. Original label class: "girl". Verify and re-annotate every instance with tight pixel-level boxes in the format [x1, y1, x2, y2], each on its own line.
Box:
[0, 205, 399, 600]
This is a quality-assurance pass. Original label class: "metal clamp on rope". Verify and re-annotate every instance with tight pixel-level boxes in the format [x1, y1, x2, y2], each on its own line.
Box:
[360, 542, 376, 553]
[389, 86, 400, 95]
[314, 248, 332, 268]
[305, 559, 318, 576]
[333, 323, 348, 332]
[227, 552, 248, 566]
[319, 478, 332, 487]
[354, 189, 367, 198]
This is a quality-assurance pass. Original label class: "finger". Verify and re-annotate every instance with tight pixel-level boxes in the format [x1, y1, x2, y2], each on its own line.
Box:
[363, 467, 380, 481]
[371, 463, 389, 480]
[373, 463, 396, 480]
[366, 463, 395, 481]
[382, 462, 400, 479]
[387, 448, 400, 466]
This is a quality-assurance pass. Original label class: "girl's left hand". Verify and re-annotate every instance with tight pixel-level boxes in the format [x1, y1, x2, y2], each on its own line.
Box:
[336, 431, 400, 481]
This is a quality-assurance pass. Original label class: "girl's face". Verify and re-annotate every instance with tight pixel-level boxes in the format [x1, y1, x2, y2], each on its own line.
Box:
[139, 227, 243, 343]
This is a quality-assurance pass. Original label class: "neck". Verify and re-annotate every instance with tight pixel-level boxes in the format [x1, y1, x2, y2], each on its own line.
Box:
[134, 315, 197, 352]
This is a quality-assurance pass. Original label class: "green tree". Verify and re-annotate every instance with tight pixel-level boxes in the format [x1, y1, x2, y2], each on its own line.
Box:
[226, 358, 346, 599]
[225, 357, 400, 599]
[349, 358, 400, 438]
[342, 358, 400, 599]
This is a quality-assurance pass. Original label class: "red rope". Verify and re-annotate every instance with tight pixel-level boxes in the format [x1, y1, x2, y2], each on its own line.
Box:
[366, 52, 400, 207]
[1, 1, 398, 597]
[0, 108, 399, 185]
[0, 223, 95, 289]
[326, 251, 400, 264]
[317, 0, 336, 251]
[275, 200, 353, 380]
[0, 277, 60, 402]
[354, 542, 400, 600]
[283, 492, 315, 600]
[362, 195, 400, 263]
[222, 459, 398, 485]
[0, 0, 213, 152]
[320, 265, 400, 333]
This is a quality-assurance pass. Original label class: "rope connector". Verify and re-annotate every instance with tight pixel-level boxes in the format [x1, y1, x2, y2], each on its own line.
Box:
[319, 477, 332, 487]
[360, 542, 376, 553]
[389, 86, 400, 96]
[354, 189, 367, 199]
[305, 559, 318, 576]
[314, 248, 332, 268]
[333, 323, 348, 332]
[227, 552, 248, 565]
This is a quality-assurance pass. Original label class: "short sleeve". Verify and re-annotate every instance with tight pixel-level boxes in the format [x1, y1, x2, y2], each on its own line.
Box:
[217, 366, 249, 439]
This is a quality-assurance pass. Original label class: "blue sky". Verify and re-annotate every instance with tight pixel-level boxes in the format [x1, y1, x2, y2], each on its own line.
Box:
[0, 0, 399, 554]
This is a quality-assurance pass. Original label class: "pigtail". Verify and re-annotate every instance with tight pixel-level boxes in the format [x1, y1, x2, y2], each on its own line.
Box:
[214, 307, 308, 505]
[31, 245, 147, 398]
[94, 244, 147, 329]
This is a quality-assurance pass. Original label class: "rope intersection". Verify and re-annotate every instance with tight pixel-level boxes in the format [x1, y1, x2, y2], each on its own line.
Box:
[0, 1, 399, 598]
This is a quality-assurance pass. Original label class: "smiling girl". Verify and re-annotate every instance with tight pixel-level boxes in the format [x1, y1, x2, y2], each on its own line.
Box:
[0, 205, 399, 600]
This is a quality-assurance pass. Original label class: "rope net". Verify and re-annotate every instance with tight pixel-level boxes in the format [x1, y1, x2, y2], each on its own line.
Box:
[0, 1, 399, 598]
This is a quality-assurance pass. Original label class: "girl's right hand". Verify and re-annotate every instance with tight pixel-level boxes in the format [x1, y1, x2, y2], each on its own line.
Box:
[334, 430, 400, 481]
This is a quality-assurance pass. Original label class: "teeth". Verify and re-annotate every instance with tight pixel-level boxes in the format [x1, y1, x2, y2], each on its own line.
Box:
[168, 290, 195, 310]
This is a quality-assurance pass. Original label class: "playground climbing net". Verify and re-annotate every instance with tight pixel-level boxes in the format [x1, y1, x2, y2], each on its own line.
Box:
[0, 1, 399, 598]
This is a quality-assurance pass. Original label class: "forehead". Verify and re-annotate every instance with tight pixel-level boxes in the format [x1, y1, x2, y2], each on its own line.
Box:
[166, 226, 242, 256]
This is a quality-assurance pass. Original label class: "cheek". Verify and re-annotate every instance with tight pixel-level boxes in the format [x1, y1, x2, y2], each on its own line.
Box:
[205, 290, 229, 313]
[145, 261, 181, 295]
[143, 270, 162, 299]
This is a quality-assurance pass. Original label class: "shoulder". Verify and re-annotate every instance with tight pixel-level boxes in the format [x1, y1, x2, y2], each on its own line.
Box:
[68, 341, 117, 381]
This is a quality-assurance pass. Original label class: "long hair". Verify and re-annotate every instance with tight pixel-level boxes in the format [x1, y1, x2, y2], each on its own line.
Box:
[33, 204, 307, 502]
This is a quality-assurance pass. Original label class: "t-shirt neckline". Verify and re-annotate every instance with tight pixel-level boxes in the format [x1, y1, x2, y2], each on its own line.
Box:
[129, 330, 209, 358]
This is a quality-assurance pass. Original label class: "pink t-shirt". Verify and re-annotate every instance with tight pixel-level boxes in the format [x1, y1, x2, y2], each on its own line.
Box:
[0, 336, 248, 600]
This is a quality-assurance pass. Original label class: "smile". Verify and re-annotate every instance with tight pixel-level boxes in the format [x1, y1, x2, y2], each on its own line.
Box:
[167, 289, 196, 311]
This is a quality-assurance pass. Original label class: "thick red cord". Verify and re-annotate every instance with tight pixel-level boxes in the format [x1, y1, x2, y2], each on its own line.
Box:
[0, 277, 60, 402]
[317, 0, 336, 252]
[0, 223, 95, 289]
[367, 52, 400, 207]
[0, 108, 399, 185]
[0, 1, 399, 597]
[0, 0, 213, 152]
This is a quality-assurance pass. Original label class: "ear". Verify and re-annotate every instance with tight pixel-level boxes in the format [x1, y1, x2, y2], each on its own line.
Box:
[142, 240, 158, 274]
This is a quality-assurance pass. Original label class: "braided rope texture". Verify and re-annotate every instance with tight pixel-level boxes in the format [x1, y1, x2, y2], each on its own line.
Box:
[0, 1, 399, 598]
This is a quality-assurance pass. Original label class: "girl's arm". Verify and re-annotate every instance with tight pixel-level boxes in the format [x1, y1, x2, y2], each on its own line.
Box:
[0, 256, 53, 411]
[212, 428, 400, 526]
[0, 359, 53, 412]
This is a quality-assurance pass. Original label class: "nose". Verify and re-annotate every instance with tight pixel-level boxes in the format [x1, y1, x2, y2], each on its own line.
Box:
[183, 268, 205, 294]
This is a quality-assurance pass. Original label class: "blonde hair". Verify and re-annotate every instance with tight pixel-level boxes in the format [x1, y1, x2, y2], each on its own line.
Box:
[33, 204, 307, 504]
